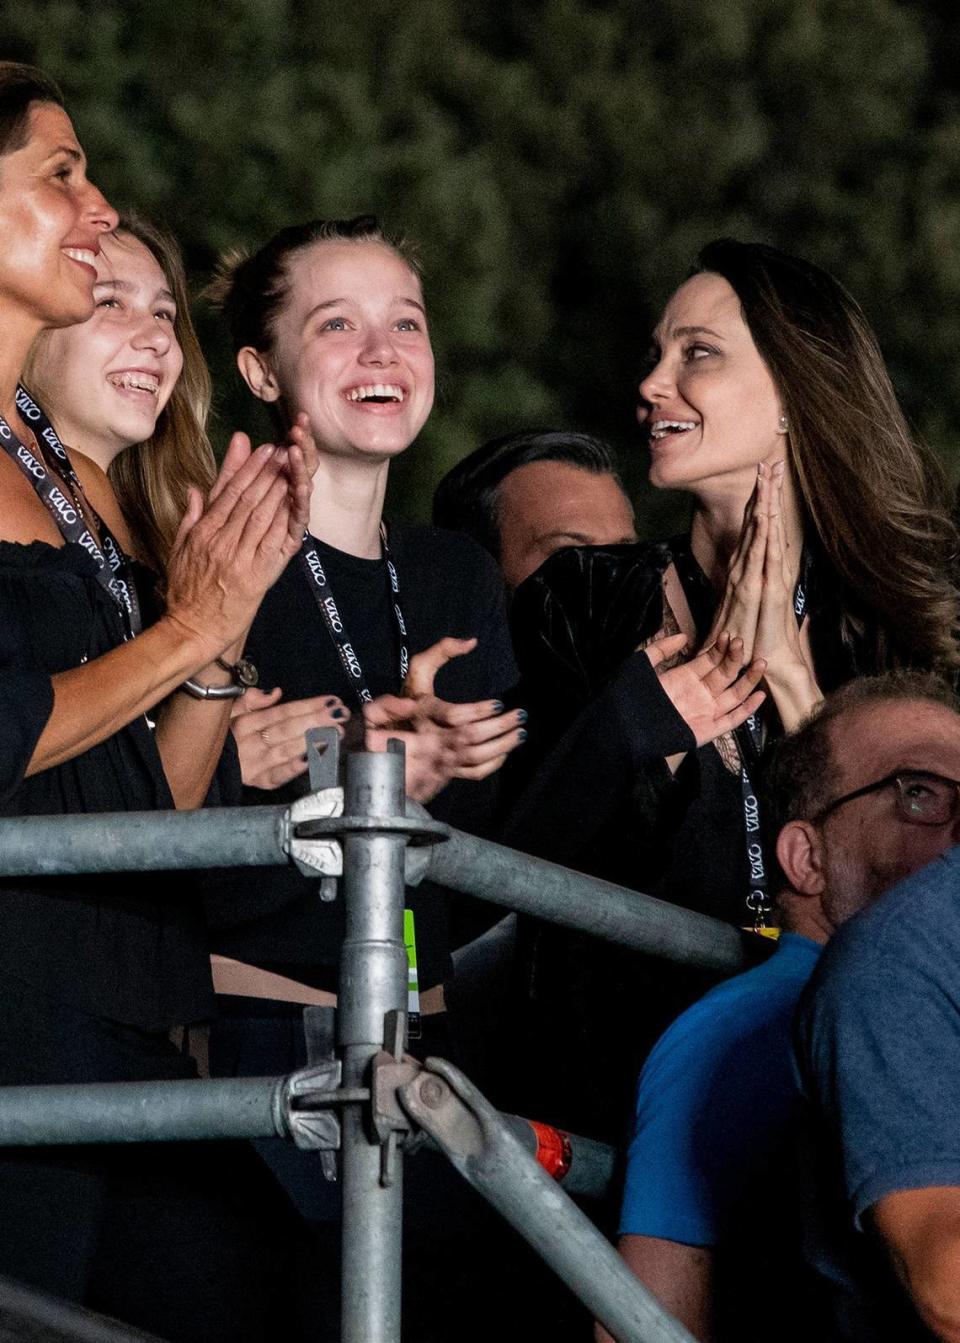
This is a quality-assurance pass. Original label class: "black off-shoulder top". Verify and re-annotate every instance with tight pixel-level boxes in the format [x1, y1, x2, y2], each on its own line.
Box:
[0, 540, 214, 1030]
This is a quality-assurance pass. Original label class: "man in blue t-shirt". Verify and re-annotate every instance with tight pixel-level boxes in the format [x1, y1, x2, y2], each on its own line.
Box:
[601, 672, 960, 1343]
[797, 837, 960, 1340]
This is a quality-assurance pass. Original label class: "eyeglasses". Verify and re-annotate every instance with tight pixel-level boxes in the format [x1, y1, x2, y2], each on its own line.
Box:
[812, 770, 960, 827]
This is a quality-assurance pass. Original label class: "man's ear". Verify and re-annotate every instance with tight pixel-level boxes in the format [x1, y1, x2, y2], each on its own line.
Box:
[776, 820, 827, 896]
[236, 346, 281, 403]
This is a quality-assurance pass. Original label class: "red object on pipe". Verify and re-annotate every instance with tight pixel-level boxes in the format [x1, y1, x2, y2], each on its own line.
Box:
[529, 1120, 573, 1182]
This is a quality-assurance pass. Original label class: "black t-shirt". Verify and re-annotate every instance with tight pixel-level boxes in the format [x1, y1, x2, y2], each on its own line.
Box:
[206, 524, 517, 990]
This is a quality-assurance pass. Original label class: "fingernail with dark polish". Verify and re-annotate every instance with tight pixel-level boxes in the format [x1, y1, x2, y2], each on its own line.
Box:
[490, 700, 504, 714]
[516, 709, 528, 724]
[325, 697, 337, 707]
[518, 729, 528, 742]
[331, 708, 346, 720]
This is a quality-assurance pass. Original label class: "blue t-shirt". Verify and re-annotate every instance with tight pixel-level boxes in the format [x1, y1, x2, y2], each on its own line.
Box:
[620, 932, 822, 1244]
[795, 846, 960, 1341]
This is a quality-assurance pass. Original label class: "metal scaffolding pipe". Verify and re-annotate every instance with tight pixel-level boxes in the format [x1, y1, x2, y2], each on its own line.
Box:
[0, 1077, 284, 1146]
[338, 746, 409, 1343]
[0, 768, 714, 1341]
[0, 1074, 616, 1201]
[0, 1274, 163, 1342]
[401, 1058, 697, 1343]
[0, 806, 286, 875]
[423, 827, 747, 974]
[0, 803, 746, 973]
[500, 1114, 616, 1201]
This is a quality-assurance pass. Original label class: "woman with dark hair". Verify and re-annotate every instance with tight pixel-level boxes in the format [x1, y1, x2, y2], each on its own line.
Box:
[0, 61, 311, 1337]
[203, 210, 523, 1082]
[506, 238, 960, 1138]
[201, 215, 528, 1338]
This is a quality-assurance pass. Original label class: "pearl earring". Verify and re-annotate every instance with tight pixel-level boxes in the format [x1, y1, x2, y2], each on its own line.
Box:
[777, 414, 789, 435]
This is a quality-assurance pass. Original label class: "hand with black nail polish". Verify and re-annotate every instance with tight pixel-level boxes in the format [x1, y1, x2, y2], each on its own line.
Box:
[230, 686, 350, 790]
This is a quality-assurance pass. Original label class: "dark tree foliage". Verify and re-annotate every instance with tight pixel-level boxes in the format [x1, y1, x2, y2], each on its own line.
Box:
[3, 0, 959, 531]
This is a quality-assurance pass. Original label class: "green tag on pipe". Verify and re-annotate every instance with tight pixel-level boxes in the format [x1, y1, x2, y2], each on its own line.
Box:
[404, 907, 421, 1041]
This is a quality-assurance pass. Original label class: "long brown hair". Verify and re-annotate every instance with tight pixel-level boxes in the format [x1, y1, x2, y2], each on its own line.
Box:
[695, 239, 960, 674]
[106, 213, 216, 574]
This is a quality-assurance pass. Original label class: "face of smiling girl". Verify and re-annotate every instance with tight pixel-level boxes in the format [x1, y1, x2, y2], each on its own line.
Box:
[638, 271, 785, 499]
[27, 230, 183, 468]
[252, 239, 435, 464]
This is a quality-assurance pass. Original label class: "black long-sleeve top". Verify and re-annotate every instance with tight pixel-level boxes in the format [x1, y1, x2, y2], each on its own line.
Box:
[497, 535, 860, 1139]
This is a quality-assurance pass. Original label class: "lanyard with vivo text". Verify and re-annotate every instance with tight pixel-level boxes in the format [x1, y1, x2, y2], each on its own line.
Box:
[736, 561, 810, 931]
[299, 525, 420, 1035]
[672, 538, 811, 931]
[0, 386, 142, 639]
[297, 525, 410, 705]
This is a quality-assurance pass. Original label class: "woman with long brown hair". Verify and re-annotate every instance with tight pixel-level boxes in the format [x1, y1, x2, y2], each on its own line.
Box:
[506, 238, 960, 1140]
[516, 237, 959, 919]
[60, 210, 218, 574]
[26, 211, 351, 782]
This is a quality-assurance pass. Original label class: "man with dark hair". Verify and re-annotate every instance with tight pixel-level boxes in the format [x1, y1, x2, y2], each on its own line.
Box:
[600, 672, 960, 1343]
[432, 428, 636, 587]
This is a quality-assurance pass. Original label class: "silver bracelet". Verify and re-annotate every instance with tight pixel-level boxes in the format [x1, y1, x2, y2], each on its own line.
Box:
[180, 677, 247, 701]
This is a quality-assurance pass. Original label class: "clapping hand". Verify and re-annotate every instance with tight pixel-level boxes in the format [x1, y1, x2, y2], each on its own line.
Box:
[165, 432, 310, 660]
[707, 460, 822, 729]
[645, 631, 766, 747]
[364, 636, 525, 802]
[285, 410, 321, 481]
[231, 687, 350, 790]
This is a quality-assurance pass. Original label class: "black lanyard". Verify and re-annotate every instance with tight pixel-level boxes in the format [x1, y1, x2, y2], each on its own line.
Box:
[0, 386, 142, 639]
[672, 539, 812, 928]
[297, 525, 409, 706]
[736, 570, 808, 928]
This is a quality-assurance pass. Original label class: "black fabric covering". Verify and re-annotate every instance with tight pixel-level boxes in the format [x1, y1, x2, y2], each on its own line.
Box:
[0, 540, 213, 1030]
[509, 535, 861, 912]
[206, 524, 518, 989]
